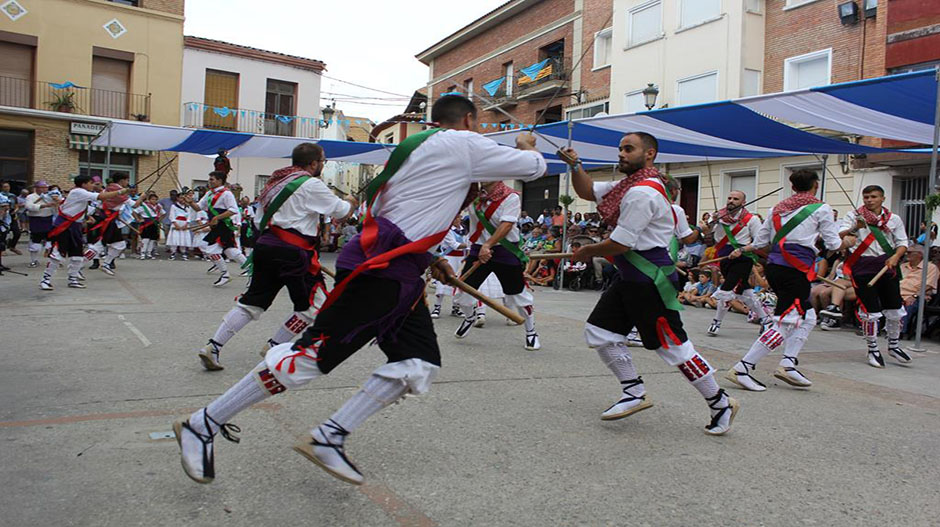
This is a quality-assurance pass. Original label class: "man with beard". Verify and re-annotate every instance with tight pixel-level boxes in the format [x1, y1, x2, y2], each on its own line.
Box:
[725, 169, 847, 391]
[563, 133, 739, 435]
[706, 190, 768, 336]
[454, 178, 540, 350]
[838, 185, 911, 368]
[195, 143, 357, 371]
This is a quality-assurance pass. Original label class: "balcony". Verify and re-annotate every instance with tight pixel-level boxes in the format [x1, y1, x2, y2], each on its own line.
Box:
[514, 56, 569, 100]
[182, 102, 321, 138]
[0, 76, 151, 121]
[480, 78, 518, 111]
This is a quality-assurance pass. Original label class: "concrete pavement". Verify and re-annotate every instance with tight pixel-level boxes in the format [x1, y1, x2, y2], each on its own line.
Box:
[1, 251, 938, 526]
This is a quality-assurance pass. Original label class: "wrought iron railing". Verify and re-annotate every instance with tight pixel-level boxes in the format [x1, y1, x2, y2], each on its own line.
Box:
[182, 102, 321, 138]
[0, 76, 151, 121]
[515, 56, 569, 93]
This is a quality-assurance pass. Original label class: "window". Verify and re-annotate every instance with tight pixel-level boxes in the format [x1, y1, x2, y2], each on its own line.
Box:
[0, 41, 33, 108]
[742, 69, 761, 97]
[78, 150, 137, 185]
[624, 90, 646, 113]
[745, 0, 762, 13]
[785, 0, 823, 8]
[566, 101, 609, 120]
[781, 163, 822, 198]
[677, 71, 718, 106]
[204, 69, 239, 130]
[464, 78, 474, 99]
[679, 0, 720, 29]
[109, 0, 139, 5]
[593, 28, 613, 69]
[0, 129, 31, 188]
[628, 1, 662, 47]
[254, 175, 269, 197]
[504, 62, 514, 96]
[264, 79, 296, 136]
[385, 133, 394, 143]
[726, 170, 757, 203]
[784, 49, 831, 91]
[92, 55, 131, 119]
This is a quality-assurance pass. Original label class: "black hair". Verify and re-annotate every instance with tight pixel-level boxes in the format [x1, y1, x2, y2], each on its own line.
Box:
[208, 171, 228, 184]
[431, 94, 477, 125]
[625, 131, 659, 153]
[292, 142, 325, 167]
[862, 184, 885, 196]
[74, 175, 93, 187]
[110, 173, 130, 184]
[789, 169, 819, 192]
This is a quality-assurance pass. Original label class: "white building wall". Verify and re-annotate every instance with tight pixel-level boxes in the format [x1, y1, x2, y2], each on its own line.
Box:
[178, 47, 323, 192]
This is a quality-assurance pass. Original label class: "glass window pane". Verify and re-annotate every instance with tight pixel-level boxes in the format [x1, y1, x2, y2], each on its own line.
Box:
[624, 92, 645, 113]
[630, 2, 661, 45]
[680, 0, 720, 28]
[730, 174, 756, 202]
[794, 56, 828, 89]
[677, 73, 718, 106]
[742, 69, 761, 97]
[0, 130, 30, 158]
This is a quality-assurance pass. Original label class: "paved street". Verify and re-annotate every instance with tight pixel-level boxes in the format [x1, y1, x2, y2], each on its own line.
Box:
[1, 251, 939, 526]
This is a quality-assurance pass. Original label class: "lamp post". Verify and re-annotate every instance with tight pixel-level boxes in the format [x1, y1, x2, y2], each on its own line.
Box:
[642, 83, 660, 110]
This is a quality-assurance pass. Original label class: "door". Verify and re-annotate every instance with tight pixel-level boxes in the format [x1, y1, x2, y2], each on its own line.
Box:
[92, 56, 130, 118]
[677, 175, 699, 224]
[264, 79, 296, 136]
[204, 69, 239, 130]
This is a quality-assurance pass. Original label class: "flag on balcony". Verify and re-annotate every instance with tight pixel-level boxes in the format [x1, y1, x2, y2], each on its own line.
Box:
[212, 106, 232, 117]
[482, 77, 505, 97]
[519, 59, 551, 85]
[50, 81, 85, 90]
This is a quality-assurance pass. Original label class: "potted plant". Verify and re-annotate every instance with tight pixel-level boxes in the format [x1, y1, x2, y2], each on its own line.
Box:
[47, 91, 76, 113]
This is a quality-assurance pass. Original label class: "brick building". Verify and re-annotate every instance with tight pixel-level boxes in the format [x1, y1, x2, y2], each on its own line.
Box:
[416, 0, 612, 215]
[0, 0, 184, 197]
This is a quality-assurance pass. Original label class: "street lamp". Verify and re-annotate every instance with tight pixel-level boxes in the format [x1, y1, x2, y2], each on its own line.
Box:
[320, 104, 335, 128]
[642, 83, 659, 110]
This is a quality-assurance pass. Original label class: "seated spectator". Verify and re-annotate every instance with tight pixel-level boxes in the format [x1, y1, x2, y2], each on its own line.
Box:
[815, 255, 856, 330]
[527, 259, 557, 286]
[518, 210, 534, 229]
[680, 270, 716, 307]
[899, 246, 940, 335]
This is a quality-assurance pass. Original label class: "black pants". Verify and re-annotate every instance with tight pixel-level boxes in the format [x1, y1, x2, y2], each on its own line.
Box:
[460, 255, 525, 295]
[239, 243, 320, 312]
[853, 271, 902, 313]
[293, 270, 441, 374]
[8, 220, 20, 248]
[141, 223, 160, 240]
[719, 256, 754, 294]
[587, 278, 688, 350]
[765, 264, 811, 316]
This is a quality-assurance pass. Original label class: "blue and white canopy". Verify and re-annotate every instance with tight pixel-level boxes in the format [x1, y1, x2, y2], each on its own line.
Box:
[89, 70, 937, 172]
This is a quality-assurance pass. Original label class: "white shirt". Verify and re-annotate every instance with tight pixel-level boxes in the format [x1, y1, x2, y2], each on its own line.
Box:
[437, 228, 464, 255]
[840, 208, 909, 257]
[25, 193, 55, 217]
[135, 202, 161, 220]
[713, 211, 761, 246]
[59, 188, 99, 218]
[198, 187, 238, 217]
[673, 204, 693, 239]
[169, 203, 191, 229]
[469, 192, 522, 245]
[593, 178, 674, 251]
[369, 129, 546, 241]
[753, 203, 842, 253]
[265, 177, 351, 237]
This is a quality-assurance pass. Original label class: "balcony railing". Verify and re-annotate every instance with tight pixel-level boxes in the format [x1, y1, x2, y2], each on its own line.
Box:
[514, 56, 569, 99]
[182, 102, 321, 138]
[0, 76, 151, 121]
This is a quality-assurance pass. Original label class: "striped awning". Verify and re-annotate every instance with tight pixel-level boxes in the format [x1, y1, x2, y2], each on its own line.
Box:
[68, 134, 154, 155]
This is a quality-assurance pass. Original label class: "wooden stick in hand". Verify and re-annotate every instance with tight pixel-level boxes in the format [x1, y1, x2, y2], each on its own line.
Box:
[528, 252, 574, 260]
[448, 275, 525, 325]
[867, 266, 890, 287]
[460, 261, 482, 282]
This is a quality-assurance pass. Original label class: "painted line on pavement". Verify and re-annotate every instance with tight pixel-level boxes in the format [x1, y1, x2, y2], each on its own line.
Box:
[0, 402, 281, 428]
[118, 314, 151, 347]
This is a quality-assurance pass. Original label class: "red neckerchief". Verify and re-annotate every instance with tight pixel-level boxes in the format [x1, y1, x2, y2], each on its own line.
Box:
[597, 166, 662, 225]
[716, 206, 750, 225]
[857, 206, 889, 228]
[771, 192, 821, 216]
[259, 166, 310, 209]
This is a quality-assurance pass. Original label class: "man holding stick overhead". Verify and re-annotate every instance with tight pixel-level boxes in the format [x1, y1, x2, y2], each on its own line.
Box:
[726, 169, 848, 391]
[706, 190, 769, 337]
[837, 185, 911, 368]
[562, 132, 739, 436]
[173, 95, 546, 486]
[194, 143, 357, 371]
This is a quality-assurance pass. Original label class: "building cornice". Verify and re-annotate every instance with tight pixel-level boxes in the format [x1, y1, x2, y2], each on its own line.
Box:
[184, 36, 326, 73]
[416, 0, 545, 63]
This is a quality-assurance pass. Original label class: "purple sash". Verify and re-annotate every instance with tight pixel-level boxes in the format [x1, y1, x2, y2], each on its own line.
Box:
[469, 243, 521, 266]
[613, 247, 678, 284]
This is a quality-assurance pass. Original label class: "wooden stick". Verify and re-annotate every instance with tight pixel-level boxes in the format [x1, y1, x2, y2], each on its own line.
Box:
[867, 266, 890, 287]
[447, 275, 525, 325]
[819, 276, 848, 290]
[459, 261, 482, 281]
[528, 252, 574, 260]
[693, 255, 730, 268]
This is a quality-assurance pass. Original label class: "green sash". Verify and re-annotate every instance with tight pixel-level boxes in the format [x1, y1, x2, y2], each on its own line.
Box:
[240, 174, 311, 273]
[772, 203, 824, 245]
[472, 198, 529, 263]
[624, 251, 682, 311]
[868, 224, 895, 255]
[669, 236, 679, 263]
[721, 223, 758, 262]
[207, 189, 237, 232]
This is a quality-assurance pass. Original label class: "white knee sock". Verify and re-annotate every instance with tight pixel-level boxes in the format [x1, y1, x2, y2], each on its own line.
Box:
[885, 309, 903, 349]
[211, 306, 255, 347]
[224, 248, 246, 266]
[739, 289, 767, 322]
[29, 249, 40, 263]
[780, 310, 815, 365]
[214, 255, 229, 275]
[324, 374, 409, 438]
[104, 245, 122, 265]
[67, 256, 83, 279]
[42, 257, 60, 281]
[714, 299, 730, 322]
[740, 322, 788, 368]
[269, 311, 314, 346]
[191, 365, 272, 435]
[597, 342, 638, 382]
[476, 302, 487, 316]
[518, 305, 535, 333]
[434, 294, 443, 309]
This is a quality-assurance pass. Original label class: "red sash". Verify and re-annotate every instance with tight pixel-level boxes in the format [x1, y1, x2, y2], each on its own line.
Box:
[446, 250, 464, 257]
[89, 209, 119, 233]
[713, 212, 753, 252]
[48, 208, 86, 237]
[140, 220, 156, 230]
[271, 226, 326, 304]
[772, 212, 816, 281]
[469, 194, 511, 244]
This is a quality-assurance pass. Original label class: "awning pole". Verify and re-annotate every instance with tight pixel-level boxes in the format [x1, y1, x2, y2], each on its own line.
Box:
[911, 67, 940, 352]
[105, 121, 113, 183]
[820, 153, 828, 198]
[556, 118, 574, 290]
